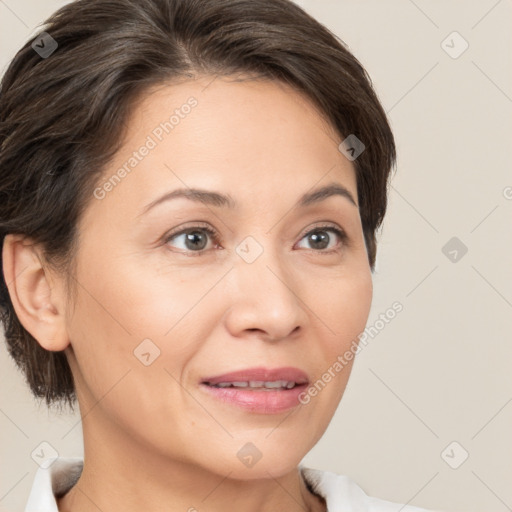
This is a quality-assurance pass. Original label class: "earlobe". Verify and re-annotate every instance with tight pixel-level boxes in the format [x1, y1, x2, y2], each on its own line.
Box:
[2, 234, 70, 352]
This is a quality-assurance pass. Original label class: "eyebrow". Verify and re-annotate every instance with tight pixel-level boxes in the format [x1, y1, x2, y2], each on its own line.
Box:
[139, 181, 357, 217]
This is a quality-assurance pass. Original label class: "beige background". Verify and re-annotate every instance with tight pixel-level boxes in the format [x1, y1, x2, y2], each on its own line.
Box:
[1, 1, 511, 511]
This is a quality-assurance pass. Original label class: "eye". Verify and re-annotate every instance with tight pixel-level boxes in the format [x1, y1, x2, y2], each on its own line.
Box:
[295, 224, 348, 254]
[162, 222, 348, 256]
[163, 223, 220, 255]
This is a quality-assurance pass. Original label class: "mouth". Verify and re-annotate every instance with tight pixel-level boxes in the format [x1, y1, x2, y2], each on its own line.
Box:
[203, 379, 305, 390]
[200, 366, 309, 388]
[199, 367, 310, 413]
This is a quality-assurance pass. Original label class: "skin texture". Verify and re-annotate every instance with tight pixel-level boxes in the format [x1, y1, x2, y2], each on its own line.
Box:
[3, 75, 373, 512]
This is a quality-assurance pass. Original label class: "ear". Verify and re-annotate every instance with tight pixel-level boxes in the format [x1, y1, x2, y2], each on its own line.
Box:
[2, 234, 70, 351]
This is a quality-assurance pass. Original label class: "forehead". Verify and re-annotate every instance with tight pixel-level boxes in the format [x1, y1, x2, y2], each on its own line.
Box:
[134, 75, 341, 140]
[85, 76, 357, 225]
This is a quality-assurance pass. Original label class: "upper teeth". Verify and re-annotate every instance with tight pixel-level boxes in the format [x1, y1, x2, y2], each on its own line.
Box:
[212, 380, 296, 389]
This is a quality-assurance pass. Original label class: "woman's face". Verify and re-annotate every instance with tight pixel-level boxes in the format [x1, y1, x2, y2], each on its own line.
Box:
[62, 76, 373, 478]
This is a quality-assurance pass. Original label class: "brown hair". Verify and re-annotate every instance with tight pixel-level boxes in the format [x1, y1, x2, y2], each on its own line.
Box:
[0, 0, 396, 409]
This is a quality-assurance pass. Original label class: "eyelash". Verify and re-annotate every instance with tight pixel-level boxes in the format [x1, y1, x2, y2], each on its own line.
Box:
[162, 222, 349, 256]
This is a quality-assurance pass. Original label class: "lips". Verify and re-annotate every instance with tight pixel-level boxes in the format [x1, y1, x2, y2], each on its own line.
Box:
[199, 366, 310, 414]
[201, 366, 309, 388]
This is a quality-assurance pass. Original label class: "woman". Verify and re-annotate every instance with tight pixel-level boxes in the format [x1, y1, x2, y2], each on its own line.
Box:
[0, 0, 440, 510]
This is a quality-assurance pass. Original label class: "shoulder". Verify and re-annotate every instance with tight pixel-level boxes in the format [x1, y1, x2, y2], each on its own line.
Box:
[299, 465, 444, 512]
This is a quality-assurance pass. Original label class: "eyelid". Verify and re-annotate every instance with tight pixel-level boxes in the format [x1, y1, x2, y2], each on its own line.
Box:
[297, 222, 348, 241]
[163, 221, 217, 238]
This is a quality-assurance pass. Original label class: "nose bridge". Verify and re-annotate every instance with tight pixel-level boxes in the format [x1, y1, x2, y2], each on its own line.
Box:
[226, 232, 306, 339]
[235, 233, 289, 294]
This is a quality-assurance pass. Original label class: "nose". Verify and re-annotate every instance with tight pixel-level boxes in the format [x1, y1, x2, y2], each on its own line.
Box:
[223, 244, 308, 342]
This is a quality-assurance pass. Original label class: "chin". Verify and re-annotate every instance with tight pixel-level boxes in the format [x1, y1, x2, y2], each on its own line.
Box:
[209, 444, 306, 481]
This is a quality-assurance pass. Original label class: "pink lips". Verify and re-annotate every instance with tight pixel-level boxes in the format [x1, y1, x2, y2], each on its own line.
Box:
[200, 366, 310, 414]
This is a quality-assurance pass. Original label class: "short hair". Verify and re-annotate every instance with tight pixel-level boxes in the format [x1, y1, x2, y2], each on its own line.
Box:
[0, 0, 396, 409]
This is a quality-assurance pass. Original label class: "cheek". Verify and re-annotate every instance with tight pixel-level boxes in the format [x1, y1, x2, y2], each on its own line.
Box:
[64, 272, 197, 446]
[311, 265, 372, 399]
[64, 252, 218, 405]
[70, 251, 196, 344]
[319, 264, 373, 347]
[275, 269, 372, 456]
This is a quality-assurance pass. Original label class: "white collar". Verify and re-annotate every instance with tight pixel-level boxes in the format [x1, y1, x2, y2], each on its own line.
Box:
[24, 457, 435, 512]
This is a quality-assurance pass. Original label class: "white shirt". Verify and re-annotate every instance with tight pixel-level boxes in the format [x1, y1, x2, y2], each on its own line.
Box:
[24, 457, 440, 512]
